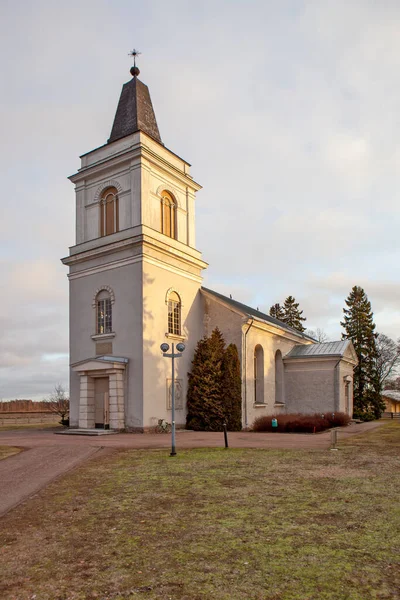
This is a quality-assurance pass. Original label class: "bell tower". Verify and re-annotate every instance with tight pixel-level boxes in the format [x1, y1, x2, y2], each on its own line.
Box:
[62, 56, 207, 431]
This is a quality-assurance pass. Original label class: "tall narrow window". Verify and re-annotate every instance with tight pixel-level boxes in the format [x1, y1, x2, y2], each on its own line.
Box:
[168, 291, 181, 335]
[100, 187, 119, 237]
[254, 345, 264, 404]
[96, 290, 112, 334]
[161, 191, 177, 239]
[275, 350, 284, 404]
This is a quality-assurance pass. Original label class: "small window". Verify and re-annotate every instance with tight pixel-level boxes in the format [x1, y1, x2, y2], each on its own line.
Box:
[96, 290, 112, 334]
[161, 191, 177, 239]
[275, 350, 284, 404]
[100, 187, 119, 237]
[168, 291, 181, 335]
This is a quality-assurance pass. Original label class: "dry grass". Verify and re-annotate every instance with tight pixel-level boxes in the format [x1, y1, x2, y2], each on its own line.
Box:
[0, 424, 399, 599]
[0, 446, 21, 461]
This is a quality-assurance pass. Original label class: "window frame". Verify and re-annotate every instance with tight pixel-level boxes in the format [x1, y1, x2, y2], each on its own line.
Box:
[161, 191, 177, 239]
[96, 294, 112, 335]
[100, 187, 119, 237]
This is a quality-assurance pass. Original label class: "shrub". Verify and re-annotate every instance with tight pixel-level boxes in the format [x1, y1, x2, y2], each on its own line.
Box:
[221, 343, 242, 431]
[252, 412, 351, 433]
[186, 328, 242, 431]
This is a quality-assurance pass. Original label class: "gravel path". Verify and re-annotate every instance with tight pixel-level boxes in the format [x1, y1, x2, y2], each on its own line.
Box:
[0, 445, 101, 517]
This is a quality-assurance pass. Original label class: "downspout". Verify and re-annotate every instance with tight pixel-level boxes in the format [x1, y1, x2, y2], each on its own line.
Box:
[243, 318, 255, 428]
[333, 358, 341, 413]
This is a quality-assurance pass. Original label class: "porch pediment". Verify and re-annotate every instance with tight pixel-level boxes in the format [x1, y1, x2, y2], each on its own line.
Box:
[72, 356, 128, 373]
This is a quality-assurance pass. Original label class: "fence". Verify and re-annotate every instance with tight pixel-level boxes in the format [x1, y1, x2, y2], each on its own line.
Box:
[382, 412, 400, 419]
[0, 400, 51, 413]
[0, 412, 59, 426]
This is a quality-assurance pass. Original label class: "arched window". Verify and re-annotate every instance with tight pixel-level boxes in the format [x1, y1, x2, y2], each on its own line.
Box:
[161, 191, 177, 239]
[254, 345, 264, 404]
[96, 290, 112, 334]
[167, 291, 181, 335]
[100, 187, 119, 237]
[275, 350, 284, 404]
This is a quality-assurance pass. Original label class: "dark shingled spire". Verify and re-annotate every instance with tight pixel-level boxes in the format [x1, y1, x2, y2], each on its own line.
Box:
[108, 75, 162, 145]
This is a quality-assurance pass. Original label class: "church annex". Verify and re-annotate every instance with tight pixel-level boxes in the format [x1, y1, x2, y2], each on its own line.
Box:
[62, 63, 356, 431]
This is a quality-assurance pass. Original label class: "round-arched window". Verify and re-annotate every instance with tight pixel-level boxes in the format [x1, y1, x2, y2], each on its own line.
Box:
[161, 191, 177, 239]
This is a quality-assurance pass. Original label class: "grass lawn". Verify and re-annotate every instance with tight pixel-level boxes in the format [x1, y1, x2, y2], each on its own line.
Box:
[0, 446, 21, 461]
[0, 424, 399, 600]
[0, 422, 61, 432]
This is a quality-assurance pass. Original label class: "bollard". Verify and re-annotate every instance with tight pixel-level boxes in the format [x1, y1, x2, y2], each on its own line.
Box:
[330, 428, 338, 451]
[223, 422, 229, 448]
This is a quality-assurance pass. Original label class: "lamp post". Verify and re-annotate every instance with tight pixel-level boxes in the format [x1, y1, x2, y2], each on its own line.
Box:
[160, 341, 186, 456]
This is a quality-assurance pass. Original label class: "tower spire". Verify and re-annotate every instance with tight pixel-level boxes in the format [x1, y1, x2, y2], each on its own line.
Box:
[108, 51, 162, 145]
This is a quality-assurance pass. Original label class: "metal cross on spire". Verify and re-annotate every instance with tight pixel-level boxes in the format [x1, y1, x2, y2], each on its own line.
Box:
[128, 49, 141, 78]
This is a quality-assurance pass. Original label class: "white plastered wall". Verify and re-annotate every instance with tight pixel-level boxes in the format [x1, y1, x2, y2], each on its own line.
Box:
[141, 260, 203, 429]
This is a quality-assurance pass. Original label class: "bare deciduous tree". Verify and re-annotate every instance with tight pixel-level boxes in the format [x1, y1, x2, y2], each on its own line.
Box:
[375, 333, 400, 391]
[44, 384, 70, 424]
[306, 328, 329, 343]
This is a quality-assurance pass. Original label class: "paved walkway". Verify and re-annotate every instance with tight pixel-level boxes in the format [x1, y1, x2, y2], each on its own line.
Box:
[0, 420, 385, 517]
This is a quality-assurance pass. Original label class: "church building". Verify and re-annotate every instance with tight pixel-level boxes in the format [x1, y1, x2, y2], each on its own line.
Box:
[62, 62, 357, 431]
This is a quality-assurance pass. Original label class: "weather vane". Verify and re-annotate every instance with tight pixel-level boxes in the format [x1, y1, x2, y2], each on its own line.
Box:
[128, 49, 141, 78]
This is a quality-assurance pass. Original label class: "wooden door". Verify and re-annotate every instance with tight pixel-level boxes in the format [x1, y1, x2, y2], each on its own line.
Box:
[94, 378, 109, 428]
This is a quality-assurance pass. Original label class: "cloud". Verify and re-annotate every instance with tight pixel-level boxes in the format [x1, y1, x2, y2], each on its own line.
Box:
[1, 0, 400, 398]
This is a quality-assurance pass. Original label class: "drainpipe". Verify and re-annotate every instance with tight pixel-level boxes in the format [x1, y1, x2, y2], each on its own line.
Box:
[333, 358, 341, 413]
[243, 318, 254, 427]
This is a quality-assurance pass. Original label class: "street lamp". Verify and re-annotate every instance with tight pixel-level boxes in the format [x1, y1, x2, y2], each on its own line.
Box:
[160, 341, 186, 456]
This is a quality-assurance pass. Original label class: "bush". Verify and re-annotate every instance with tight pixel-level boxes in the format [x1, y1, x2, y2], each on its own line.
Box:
[186, 328, 242, 431]
[252, 412, 351, 433]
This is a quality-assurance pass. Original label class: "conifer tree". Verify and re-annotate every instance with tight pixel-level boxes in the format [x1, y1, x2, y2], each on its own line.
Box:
[282, 296, 307, 332]
[269, 303, 285, 321]
[221, 343, 242, 431]
[186, 327, 226, 431]
[341, 285, 384, 420]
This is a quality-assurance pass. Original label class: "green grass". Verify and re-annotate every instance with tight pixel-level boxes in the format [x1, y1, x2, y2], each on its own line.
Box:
[0, 424, 399, 599]
[0, 445, 21, 460]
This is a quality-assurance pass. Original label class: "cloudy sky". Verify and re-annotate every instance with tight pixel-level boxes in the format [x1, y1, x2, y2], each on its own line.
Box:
[1, 0, 400, 399]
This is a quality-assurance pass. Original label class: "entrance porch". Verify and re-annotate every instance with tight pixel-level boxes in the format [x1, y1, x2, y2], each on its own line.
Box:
[72, 356, 128, 430]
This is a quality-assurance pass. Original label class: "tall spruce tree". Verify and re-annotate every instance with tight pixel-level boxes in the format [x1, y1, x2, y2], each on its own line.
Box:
[221, 343, 242, 431]
[269, 303, 285, 321]
[282, 296, 307, 332]
[186, 327, 226, 431]
[341, 285, 384, 420]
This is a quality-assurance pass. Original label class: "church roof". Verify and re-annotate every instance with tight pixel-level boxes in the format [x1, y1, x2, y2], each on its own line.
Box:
[201, 287, 314, 340]
[108, 76, 162, 145]
[285, 340, 352, 358]
[382, 390, 400, 402]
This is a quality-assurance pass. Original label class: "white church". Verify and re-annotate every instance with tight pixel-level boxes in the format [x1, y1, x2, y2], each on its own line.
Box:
[62, 63, 357, 431]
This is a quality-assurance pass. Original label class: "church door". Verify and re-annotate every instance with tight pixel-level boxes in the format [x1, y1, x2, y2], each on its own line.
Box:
[94, 377, 110, 429]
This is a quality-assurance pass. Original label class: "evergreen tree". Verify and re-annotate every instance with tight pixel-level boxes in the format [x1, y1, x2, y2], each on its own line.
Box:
[341, 286, 384, 420]
[186, 327, 226, 431]
[282, 296, 307, 332]
[221, 343, 242, 431]
[269, 303, 285, 321]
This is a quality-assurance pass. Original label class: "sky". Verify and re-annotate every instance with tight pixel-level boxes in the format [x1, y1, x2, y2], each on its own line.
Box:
[1, 0, 400, 400]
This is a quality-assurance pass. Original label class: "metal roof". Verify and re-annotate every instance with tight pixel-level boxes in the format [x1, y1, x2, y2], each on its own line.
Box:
[285, 340, 350, 358]
[382, 390, 400, 402]
[201, 287, 315, 340]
